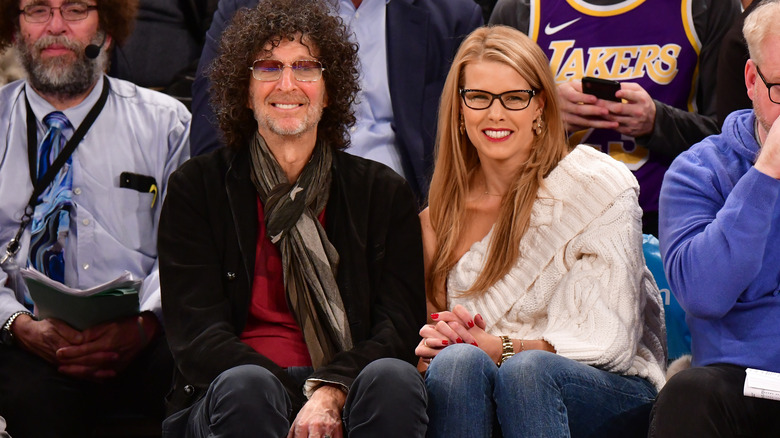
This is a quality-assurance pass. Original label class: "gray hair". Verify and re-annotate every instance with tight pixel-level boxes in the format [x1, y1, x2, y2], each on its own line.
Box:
[744, 0, 780, 66]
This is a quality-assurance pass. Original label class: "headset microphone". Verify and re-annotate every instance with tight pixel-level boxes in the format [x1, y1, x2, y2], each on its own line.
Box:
[84, 33, 107, 59]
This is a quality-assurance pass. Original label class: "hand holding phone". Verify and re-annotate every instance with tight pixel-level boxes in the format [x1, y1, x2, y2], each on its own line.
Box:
[581, 77, 621, 102]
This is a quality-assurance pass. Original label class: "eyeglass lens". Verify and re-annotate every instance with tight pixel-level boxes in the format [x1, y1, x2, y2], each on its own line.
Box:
[251, 60, 324, 82]
[461, 89, 534, 110]
[21, 3, 94, 22]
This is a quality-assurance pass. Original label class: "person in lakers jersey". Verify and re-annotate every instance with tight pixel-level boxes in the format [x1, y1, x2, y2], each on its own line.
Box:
[491, 0, 739, 236]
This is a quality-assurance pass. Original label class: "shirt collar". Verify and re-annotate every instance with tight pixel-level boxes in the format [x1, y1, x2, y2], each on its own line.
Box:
[25, 75, 106, 129]
[337, 0, 390, 14]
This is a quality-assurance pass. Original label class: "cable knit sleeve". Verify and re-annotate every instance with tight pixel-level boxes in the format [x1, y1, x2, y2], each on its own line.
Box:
[542, 189, 648, 373]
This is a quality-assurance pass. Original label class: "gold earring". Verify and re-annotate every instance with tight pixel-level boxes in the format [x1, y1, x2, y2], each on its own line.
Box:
[533, 115, 544, 136]
[459, 115, 465, 136]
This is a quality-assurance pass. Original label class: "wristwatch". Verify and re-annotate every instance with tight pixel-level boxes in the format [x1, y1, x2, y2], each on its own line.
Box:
[497, 335, 515, 367]
[1, 311, 34, 346]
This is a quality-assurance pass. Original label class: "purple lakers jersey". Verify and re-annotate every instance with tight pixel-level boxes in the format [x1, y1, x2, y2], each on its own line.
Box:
[531, 0, 700, 214]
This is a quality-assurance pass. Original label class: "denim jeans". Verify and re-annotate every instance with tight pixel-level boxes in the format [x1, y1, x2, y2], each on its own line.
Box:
[425, 344, 656, 438]
[164, 358, 427, 438]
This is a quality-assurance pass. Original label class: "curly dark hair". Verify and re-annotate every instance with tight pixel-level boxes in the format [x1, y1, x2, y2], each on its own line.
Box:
[0, 0, 138, 51]
[208, 0, 360, 151]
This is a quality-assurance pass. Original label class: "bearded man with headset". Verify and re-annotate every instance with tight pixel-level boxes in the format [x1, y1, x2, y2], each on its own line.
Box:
[0, 0, 190, 436]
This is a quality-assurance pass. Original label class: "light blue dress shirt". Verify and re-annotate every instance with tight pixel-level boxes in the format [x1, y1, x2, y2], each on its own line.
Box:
[337, 0, 407, 180]
[0, 76, 191, 326]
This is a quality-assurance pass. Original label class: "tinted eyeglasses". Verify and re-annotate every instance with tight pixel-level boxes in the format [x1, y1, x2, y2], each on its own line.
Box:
[756, 66, 780, 104]
[460, 89, 537, 111]
[19, 3, 97, 23]
[249, 59, 325, 82]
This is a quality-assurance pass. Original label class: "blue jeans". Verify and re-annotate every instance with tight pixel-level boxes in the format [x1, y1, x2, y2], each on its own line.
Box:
[164, 358, 427, 438]
[425, 344, 656, 438]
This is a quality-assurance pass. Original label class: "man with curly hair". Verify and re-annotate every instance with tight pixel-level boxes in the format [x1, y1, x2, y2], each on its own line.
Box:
[0, 0, 190, 436]
[157, 0, 427, 437]
[190, 0, 482, 203]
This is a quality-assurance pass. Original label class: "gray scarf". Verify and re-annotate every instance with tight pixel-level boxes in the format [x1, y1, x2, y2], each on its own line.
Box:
[249, 133, 353, 369]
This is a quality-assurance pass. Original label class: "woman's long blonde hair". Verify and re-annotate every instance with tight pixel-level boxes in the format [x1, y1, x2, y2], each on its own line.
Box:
[427, 26, 569, 309]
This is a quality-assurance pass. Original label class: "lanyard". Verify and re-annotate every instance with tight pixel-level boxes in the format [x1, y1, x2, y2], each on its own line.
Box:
[1, 79, 110, 262]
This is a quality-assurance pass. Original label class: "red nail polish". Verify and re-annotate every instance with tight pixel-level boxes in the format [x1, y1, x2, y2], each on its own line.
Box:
[468, 320, 474, 328]
[457, 338, 463, 343]
[471, 342, 479, 347]
[431, 313, 439, 320]
[442, 340, 449, 345]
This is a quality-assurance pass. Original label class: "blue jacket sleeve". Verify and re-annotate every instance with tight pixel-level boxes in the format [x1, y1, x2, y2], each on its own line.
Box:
[659, 150, 780, 319]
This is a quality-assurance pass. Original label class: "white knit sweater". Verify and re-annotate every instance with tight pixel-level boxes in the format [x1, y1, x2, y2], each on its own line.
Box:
[448, 145, 667, 390]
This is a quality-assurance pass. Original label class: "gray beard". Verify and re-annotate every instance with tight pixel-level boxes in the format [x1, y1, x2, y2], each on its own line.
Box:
[14, 33, 107, 101]
[256, 106, 324, 139]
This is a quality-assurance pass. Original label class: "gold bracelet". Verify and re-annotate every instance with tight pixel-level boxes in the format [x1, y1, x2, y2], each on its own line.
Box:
[497, 335, 514, 367]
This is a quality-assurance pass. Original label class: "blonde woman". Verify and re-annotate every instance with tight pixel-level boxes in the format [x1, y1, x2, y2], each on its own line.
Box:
[415, 26, 666, 438]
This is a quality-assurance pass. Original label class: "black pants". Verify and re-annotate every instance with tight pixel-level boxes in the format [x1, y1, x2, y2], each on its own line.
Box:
[649, 364, 780, 437]
[0, 335, 172, 438]
[163, 358, 428, 438]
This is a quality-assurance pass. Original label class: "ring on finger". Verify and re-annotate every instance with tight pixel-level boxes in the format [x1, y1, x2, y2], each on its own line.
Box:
[423, 338, 429, 348]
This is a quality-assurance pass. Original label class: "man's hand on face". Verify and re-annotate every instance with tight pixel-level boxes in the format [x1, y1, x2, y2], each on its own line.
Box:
[755, 117, 780, 179]
[288, 384, 346, 438]
[54, 313, 158, 380]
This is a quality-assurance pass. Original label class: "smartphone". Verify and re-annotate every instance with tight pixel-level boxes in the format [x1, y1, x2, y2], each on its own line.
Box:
[581, 77, 621, 102]
[119, 172, 157, 192]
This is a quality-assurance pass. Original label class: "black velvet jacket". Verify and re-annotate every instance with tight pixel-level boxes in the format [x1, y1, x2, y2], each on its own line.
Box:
[158, 146, 425, 416]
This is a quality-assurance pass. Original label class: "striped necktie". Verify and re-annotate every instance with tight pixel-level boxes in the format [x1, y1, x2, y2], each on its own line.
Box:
[28, 111, 74, 283]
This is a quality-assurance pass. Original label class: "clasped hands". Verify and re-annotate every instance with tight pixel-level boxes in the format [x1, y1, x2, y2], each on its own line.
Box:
[416, 304, 502, 368]
[12, 312, 156, 380]
[558, 79, 656, 137]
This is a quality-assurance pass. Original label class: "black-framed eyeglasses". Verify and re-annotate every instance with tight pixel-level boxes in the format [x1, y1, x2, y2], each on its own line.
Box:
[756, 66, 780, 104]
[248, 59, 325, 82]
[19, 3, 97, 23]
[460, 88, 536, 111]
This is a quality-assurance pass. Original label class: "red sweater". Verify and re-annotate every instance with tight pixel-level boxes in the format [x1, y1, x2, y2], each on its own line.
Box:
[239, 197, 322, 367]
